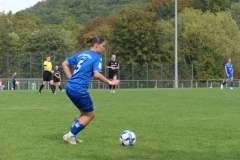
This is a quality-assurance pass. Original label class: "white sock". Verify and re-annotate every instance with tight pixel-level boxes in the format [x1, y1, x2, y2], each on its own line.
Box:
[68, 132, 74, 137]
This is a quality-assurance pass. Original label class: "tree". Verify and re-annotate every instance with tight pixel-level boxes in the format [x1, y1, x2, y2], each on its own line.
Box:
[5, 11, 45, 56]
[230, 2, 240, 29]
[0, 11, 13, 30]
[155, 19, 174, 63]
[148, 0, 199, 11]
[0, 23, 10, 75]
[198, 0, 239, 13]
[155, 2, 176, 20]
[76, 16, 117, 52]
[23, 28, 68, 78]
[178, 8, 240, 79]
[0, 23, 10, 53]
[109, 3, 165, 80]
[25, 29, 65, 53]
[59, 17, 82, 53]
[110, 3, 163, 66]
[7, 32, 22, 53]
[25, 0, 154, 25]
[60, 17, 81, 32]
[12, 11, 43, 34]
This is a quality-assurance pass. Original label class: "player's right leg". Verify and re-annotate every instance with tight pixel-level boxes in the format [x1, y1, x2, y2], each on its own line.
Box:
[53, 82, 56, 92]
[39, 81, 47, 94]
[39, 72, 50, 94]
[109, 74, 113, 93]
[221, 77, 229, 89]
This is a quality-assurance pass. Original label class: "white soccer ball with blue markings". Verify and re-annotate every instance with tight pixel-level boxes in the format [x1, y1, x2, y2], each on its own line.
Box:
[119, 130, 136, 146]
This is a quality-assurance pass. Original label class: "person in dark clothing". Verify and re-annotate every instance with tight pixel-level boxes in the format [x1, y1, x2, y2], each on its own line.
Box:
[107, 54, 119, 93]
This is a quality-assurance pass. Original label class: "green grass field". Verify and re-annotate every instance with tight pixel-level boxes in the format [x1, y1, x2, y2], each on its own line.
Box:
[1, 88, 240, 160]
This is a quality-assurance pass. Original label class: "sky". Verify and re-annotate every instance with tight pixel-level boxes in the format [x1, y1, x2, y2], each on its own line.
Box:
[0, 0, 41, 14]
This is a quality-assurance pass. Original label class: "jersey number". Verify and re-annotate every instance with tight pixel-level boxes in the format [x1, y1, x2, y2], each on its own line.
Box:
[73, 60, 84, 75]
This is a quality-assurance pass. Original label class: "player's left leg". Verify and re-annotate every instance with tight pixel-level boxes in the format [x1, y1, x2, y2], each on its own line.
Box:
[39, 81, 47, 94]
[39, 72, 51, 94]
[223, 78, 229, 86]
[221, 77, 229, 89]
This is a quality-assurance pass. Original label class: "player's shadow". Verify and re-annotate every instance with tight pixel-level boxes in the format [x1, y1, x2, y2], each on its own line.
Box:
[43, 133, 64, 142]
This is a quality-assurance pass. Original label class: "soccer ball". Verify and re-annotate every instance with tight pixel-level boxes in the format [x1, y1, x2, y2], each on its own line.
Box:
[119, 130, 136, 146]
[15, 81, 20, 86]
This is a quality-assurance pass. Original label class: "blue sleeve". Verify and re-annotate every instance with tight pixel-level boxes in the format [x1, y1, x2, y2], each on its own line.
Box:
[66, 54, 78, 66]
[93, 57, 102, 72]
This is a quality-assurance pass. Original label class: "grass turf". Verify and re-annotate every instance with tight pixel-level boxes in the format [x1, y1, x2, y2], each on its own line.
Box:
[0, 88, 240, 160]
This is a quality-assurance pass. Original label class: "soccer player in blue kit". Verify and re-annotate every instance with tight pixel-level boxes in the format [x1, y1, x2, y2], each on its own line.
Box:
[62, 36, 120, 144]
[221, 58, 234, 89]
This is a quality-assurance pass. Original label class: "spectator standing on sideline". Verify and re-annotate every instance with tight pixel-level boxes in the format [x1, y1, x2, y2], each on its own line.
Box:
[107, 54, 119, 93]
[12, 72, 17, 90]
[53, 65, 63, 92]
[38, 54, 56, 94]
[221, 58, 234, 89]
[62, 36, 120, 144]
[0, 78, 4, 90]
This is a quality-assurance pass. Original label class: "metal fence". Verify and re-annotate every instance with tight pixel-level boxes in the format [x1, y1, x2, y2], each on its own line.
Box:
[0, 52, 194, 81]
[1, 52, 232, 90]
[0, 52, 70, 79]
[0, 78, 239, 91]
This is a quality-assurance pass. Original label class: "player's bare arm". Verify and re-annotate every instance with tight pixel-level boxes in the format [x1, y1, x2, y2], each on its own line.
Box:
[62, 60, 72, 79]
[94, 71, 120, 85]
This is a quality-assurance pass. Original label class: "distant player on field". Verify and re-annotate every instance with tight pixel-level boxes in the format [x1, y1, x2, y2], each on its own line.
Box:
[107, 54, 119, 93]
[53, 65, 63, 92]
[62, 36, 120, 144]
[11, 72, 17, 90]
[38, 54, 56, 94]
[221, 58, 234, 89]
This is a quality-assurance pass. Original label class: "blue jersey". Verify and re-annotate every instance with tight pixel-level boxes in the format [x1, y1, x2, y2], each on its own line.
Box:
[66, 50, 102, 91]
[12, 75, 16, 82]
[225, 63, 233, 74]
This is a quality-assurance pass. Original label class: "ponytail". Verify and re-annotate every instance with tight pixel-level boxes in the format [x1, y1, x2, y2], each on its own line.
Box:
[87, 36, 105, 46]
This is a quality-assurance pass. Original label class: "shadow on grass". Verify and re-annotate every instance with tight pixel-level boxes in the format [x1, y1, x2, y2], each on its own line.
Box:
[42, 133, 65, 143]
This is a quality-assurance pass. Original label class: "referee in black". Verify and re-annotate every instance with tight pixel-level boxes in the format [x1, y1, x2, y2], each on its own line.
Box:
[53, 65, 63, 92]
[107, 54, 119, 93]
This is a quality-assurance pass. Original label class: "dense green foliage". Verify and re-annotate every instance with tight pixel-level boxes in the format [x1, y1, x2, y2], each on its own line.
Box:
[178, 8, 240, 79]
[26, 0, 152, 25]
[1, 0, 240, 79]
[198, 0, 239, 13]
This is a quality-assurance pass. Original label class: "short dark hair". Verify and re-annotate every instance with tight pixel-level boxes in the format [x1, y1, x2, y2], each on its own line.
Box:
[87, 36, 105, 46]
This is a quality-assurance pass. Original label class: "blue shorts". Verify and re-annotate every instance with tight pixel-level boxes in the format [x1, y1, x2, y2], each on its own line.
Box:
[226, 73, 233, 78]
[66, 87, 94, 113]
